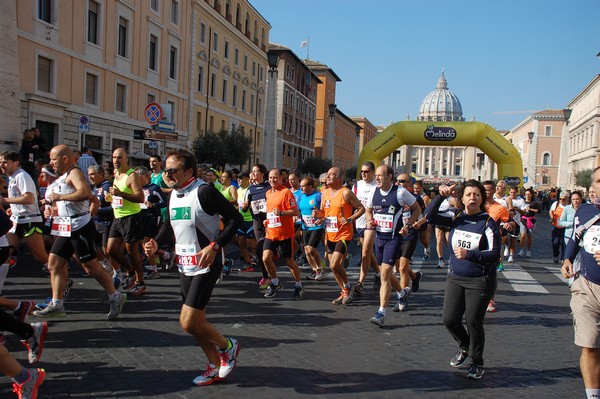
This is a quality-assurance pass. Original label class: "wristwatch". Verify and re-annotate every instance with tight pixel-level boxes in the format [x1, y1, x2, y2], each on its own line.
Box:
[209, 242, 220, 251]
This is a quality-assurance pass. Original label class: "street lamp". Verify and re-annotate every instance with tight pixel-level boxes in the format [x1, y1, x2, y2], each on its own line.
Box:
[354, 124, 361, 160]
[528, 131, 535, 143]
[327, 103, 336, 160]
[264, 51, 280, 168]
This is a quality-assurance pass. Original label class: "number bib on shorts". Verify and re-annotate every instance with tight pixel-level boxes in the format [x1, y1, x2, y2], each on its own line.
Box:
[325, 216, 339, 233]
[266, 212, 282, 228]
[374, 213, 394, 233]
[251, 199, 267, 214]
[452, 229, 481, 250]
[140, 189, 150, 209]
[112, 195, 124, 208]
[175, 244, 209, 274]
[51, 216, 72, 237]
[402, 211, 411, 227]
[302, 215, 316, 228]
[583, 225, 600, 254]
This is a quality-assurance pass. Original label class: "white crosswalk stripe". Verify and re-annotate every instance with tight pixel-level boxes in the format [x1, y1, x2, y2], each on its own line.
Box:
[500, 262, 549, 294]
[543, 264, 569, 284]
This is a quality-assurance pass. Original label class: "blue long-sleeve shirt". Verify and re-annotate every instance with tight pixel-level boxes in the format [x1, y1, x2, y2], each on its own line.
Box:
[564, 202, 600, 285]
[558, 204, 576, 241]
[424, 195, 500, 277]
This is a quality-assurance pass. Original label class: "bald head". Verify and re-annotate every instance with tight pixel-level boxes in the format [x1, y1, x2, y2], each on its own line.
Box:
[49, 145, 76, 175]
[326, 167, 342, 189]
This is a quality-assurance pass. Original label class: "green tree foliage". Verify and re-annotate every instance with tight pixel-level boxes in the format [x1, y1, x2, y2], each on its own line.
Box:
[299, 157, 332, 177]
[575, 168, 593, 190]
[345, 165, 357, 179]
[192, 127, 252, 168]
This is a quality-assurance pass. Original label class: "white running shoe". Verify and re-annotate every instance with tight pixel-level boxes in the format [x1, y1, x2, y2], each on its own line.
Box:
[503, 246, 509, 257]
[518, 249, 525, 256]
[507, 255, 514, 263]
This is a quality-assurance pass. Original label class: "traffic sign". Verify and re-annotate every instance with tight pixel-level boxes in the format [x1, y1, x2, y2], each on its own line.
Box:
[144, 102, 163, 125]
[78, 115, 89, 133]
[142, 128, 178, 142]
[156, 121, 176, 132]
[148, 140, 158, 149]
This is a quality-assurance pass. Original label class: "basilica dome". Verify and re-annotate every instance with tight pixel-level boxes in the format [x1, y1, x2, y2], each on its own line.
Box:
[417, 71, 464, 122]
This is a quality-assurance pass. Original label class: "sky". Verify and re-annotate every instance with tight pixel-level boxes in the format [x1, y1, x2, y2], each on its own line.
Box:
[251, 0, 600, 131]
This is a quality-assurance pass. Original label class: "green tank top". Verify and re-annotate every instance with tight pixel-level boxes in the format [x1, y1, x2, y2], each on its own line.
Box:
[113, 169, 141, 218]
[237, 186, 252, 222]
[219, 184, 234, 202]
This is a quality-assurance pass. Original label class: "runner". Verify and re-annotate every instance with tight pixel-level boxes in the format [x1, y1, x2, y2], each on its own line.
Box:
[313, 167, 364, 305]
[262, 169, 304, 300]
[298, 177, 325, 280]
[144, 149, 242, 386]
[518, 188, 539, 258]
[106, 147, 146, 295]
[412, 180, 431, 261]
[367, 167, 420, 326]
[352, 162, 380, 295]
[32, 145, 126, 319]
[88, 164, 114, 273]
[549, 191, 568, 263]
[235, 172, 256, 271]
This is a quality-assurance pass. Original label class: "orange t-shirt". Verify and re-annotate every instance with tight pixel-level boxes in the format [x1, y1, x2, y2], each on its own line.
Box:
[322, 187, 353, 242]
[265, 186, 297, 241]
[486, 201, 509, 223]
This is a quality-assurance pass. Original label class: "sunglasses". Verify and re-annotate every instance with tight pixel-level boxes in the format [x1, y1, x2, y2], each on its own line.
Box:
[320, 181, 327, 184]
[397, 179, 407, 183]
[164, 168, 181, 175]
[360, 170, 370, 174]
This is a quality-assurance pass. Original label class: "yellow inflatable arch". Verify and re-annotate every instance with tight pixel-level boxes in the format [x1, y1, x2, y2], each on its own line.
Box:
[357, 121, 522, 187]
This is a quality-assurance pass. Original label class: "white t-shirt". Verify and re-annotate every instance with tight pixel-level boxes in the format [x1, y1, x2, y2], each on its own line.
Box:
[353, 179, 377, 229]
[7, 168, 42, 223]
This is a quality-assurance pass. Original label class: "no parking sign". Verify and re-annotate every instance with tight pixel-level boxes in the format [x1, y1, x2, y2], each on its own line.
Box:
[78, 115, 89, 133]
[144, 103, 163, 125]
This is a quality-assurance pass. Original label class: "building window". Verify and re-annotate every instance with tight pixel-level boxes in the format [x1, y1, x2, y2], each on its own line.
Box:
[542, 152, 551, 166]
[38, 0, 52, 23]
[169, 46, 177, 80]
[170, 0, 179, 25]
[85, 73, 98, 105]
[234, 48, 239, 65]
[118, 17, 128, 58]
[250, 94, 254, 114]
[210, 73, 216, 97]
[252, 61, 256, 77]
[199, 23, 206, 43]
[88, 1, 99, 44]
[222, 79, 227, 103]
[197, 66, 204, 92]
[147, 93, 156, 104]
[116, 83, 126, 113]
[232, 84, 237, 107]
[545, 125, 552, 136]
[112, 138, 129, 151]
[241, 89, 246, 111]
[168, 101, 175, 122]
[542, 175, 550, 185]
[455, 165, 461, 176]
[411, 163, 417, 174]
[37, 55, 53, 93]
[213, 32, 219, 52]
[149, 35, 158, 71]
[150, 0, 159, 12]
[224, 40, 229, 59]
[196, 112, 202, 132]
[243, 55, 248, 71]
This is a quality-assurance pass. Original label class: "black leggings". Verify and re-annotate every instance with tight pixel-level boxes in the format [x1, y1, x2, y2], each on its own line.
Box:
[0, 309, 32, 340]
[442, 273, 497, 366]
[253, 219, 268, 279]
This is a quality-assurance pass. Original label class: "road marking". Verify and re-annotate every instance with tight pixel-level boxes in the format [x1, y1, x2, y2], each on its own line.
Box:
[543, 264, 569, 284]
[501, 263, 549, 294]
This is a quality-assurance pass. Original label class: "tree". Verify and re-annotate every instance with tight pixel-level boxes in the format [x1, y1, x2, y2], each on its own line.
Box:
[345, 165, 357, 179]
[192, 127, 252, 168]
[575, 168, 593, 190]
[299, 157, 332, 177]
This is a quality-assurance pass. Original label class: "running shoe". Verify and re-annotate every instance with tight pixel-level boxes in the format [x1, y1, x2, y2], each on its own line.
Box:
[518, 249, 525, 256]
[450, 349, 469, 367]
[128, 283, 146, 296]
[497, 263, 504, 272]
[258, 278, 270, 290]
[22, 322, 48, 364]
[34, 298, 51, 311]
[33, 303, 66, 318]
[264, 281, 282, 298]
[342, 287, 353, 305]
[306, 271, 317, 280]
[437, 259, 444, 269]
[526, 250, 531, 258]
[486, 300, 496, 313]
[218, 338, 240, 379]
[14, 301, 34, 323]
[144, 270, 160, 280]
[353, 282, 364, 297]
[553, 256, 559, 264]
[507, 255, 514, 263]
[423, 248, 430, 261]
[315, 270, 324, 281]
[503, 246, 509, 257]
[466, 362, 484, 379]
[108, 292, 127, 320]
[412, 271, 422, 293]
[193, 364, 221, 386]
[372, 274, 381, 291]
[8, 256, 17, 269]
[393, 287, 411, 312]
[12, 368, 45, 399]
[369, 311, 385, 327]
[239, 264, 254, 272]
[63, 279, 74, 299]
[292, 285, 304, 301]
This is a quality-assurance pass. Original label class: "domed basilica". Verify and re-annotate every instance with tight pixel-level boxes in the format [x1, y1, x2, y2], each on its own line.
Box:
[388, 71, 494, 182]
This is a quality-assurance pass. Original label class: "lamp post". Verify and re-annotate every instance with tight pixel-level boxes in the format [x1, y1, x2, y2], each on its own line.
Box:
[354, 124, 361, 161]
[264, 51, 279, 168]
[327, 103, 336, 161]
[528, 131, 535, 143]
